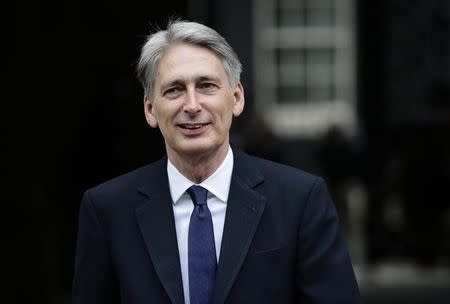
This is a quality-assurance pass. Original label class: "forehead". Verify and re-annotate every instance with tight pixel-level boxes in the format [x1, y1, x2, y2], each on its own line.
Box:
[155, 43, 228, 84]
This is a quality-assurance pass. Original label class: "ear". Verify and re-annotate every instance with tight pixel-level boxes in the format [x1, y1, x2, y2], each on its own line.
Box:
[144, 96, 158, 128]
[232, 82, 245, 117]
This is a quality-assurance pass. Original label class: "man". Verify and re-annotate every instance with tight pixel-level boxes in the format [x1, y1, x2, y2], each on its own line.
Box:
[72, 20, 362, 304]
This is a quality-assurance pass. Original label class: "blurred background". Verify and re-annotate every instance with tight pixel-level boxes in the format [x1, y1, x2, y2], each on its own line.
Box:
[8, 0, 449, 303]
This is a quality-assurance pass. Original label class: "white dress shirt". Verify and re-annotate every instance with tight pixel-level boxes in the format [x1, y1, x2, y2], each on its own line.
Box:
[167, 147, 233, 304]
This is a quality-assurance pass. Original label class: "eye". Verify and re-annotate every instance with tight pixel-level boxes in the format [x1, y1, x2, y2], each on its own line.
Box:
[198, 82, 218, 91]
[163, 86, 183, 98]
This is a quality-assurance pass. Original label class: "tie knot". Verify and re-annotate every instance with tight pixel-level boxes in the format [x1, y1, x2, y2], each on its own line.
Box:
[187, 185, 208, 206]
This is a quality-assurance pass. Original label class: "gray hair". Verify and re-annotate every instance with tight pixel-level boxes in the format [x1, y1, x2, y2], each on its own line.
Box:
[136, 20, 242, 99]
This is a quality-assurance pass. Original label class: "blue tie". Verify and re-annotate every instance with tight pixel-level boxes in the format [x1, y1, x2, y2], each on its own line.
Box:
[187, 185, 216, 304]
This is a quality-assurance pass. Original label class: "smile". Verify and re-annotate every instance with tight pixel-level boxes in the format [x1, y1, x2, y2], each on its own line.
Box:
[177, 122, 210, 135]
[178, 123, 210, 129]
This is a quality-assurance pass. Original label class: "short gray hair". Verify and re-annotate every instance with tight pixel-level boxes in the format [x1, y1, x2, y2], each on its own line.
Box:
[136, 20, 242, 99]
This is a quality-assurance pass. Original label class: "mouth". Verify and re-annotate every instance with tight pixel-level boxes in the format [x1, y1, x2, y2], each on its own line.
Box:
[177, 122, 209, 130]
[177, 122, 211, 135]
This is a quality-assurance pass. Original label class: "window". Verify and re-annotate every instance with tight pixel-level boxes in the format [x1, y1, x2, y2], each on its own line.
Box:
[253, 0, 357, 138]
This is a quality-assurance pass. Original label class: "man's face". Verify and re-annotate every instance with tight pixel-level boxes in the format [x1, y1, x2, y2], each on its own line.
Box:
[144, 43, 244, 160]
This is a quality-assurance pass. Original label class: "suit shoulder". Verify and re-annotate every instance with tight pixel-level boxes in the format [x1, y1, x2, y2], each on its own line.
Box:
[240, 151, 320, 184]
[236, 150, 327, 213]
[85, 158, 165, 199]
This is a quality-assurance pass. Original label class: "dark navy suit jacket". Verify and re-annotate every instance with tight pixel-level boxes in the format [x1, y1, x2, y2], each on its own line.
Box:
[73, 149, 362, 304]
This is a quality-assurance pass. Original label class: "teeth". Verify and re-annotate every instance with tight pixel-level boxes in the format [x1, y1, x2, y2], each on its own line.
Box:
[183, 124, 202, 129]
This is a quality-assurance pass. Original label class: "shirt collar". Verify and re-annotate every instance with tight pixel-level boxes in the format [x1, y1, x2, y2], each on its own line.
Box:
[167, 146, 234, 204]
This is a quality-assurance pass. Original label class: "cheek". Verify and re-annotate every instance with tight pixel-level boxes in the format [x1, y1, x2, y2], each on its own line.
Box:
[219, 110, 234, 130]
[154, 105, 176, 123]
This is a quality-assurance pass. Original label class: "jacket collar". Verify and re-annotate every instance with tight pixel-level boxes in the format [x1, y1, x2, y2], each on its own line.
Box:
[135, 149, 266, 304]
[213, 148, 266, 304]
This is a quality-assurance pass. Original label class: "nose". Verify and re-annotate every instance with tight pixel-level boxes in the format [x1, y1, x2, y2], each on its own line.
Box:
[183, 87, 201, 114]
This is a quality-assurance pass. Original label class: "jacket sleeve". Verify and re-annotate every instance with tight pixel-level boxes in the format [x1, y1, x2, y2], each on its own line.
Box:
[296, 177, 362, 303]
[72, 190, 120, 304]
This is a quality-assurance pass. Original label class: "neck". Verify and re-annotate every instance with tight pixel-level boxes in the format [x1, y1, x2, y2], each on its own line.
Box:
[167, 144, 229, 184]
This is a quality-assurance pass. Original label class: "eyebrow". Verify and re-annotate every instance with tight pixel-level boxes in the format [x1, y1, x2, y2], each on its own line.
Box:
[197, 75, 221, 83]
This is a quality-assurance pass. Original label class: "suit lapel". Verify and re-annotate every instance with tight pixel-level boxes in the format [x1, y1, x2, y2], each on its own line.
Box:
[213, 150, 266, 304]
[135, 158, 185, 304]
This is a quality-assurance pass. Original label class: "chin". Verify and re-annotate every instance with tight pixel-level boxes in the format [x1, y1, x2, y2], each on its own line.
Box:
[176, 140, 223, 157]
[180, 145, 215, 156]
